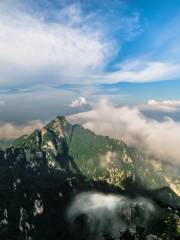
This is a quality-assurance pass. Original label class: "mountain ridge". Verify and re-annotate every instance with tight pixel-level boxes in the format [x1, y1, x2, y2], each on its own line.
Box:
[1, 115, 179, 197]
[0, 115, 179, 239]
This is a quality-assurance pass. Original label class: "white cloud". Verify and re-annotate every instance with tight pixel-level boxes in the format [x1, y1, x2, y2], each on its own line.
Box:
[67, 192, 156, 236]
[105, 60, 180, 83]
[0, 1, 146, 87]
[148, 99, 180, 106]
[139, 99, 180, 112]
[69, 97, 87, 107]
[68, 99, 180, 164]
[0, 121, 44, 141]
[0, 2, 112, 86]
[1, 1, 180, 88]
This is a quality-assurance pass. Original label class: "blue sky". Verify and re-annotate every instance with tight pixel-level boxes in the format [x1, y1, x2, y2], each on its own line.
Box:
[0, 0, 180, 124]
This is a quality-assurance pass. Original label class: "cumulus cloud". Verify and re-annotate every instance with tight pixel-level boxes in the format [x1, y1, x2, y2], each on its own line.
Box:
[0, 120, 44, 141]
[69, 97, 87, 108]
[68, 99, 180, 164]
[67, 192, 157, 237]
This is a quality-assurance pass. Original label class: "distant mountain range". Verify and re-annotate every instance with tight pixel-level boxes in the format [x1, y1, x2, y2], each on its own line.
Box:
[0, 116, 179, 240]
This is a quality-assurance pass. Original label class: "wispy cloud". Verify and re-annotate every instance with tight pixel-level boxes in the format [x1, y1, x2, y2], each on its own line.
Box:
[148, 99, 180, 106]
[0, 0, 142, 88]
[0, 2, 112, 87]
[1, 0, 180, 91]
[105, 60, 180, 83]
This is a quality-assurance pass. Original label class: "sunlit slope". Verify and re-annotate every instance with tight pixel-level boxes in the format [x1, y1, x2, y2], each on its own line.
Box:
[5, 116, 179, 195]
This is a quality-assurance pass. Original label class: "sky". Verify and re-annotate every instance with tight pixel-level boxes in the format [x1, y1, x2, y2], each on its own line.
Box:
[0, 0, 180, 136]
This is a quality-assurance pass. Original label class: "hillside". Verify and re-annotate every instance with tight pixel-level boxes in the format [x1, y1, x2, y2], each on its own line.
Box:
[0, 116, 179, 240]
[7, 116, 179, 194]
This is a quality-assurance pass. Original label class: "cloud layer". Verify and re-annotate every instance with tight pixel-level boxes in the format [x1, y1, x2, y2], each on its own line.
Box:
[0, 120, 43, 141]
[68, 99, 180, 164]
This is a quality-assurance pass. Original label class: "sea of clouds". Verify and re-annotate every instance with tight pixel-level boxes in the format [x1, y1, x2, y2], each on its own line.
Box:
[68, 99, 180, 165]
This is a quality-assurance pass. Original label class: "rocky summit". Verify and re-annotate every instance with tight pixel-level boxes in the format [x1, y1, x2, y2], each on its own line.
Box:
[0, 116, 179, 240]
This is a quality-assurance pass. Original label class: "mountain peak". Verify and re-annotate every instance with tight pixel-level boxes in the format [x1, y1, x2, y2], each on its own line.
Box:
[45, 116, 69, 138]
[54, 116, 69, 127]
[55, 116, 67, 122]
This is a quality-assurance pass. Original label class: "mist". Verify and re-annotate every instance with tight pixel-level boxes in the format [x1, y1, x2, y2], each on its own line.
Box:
[68, 99, 180, 165]
[0, 120, 44, 141]
[67, 192, 158, 239]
